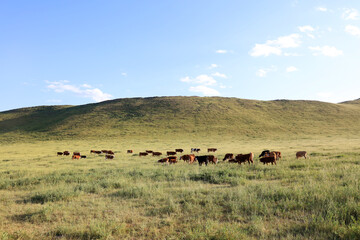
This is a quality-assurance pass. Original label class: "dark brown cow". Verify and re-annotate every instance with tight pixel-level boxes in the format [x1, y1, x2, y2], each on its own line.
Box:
[57, 152, 64, 156]
[260, 156, 276, 165]
[207, 155, 218, 164]
[235, 153, 254, 164]
[73, 152, 81, 156]
[127, 150, 133, 153]
[80, 155, 87, 159]
[139, 152, 148, 156]
[223, 153, 234, 161]
[90, 150, 96, 153]
[146, 150, 153, 154]
[180, 154, 196, 163]
[207, 148, 217, 152]
[105, 154, 114, 160]
[152, 152, 162, 156]
[228, 159, 238, 163]
[167, 151, 176, 156]
[158, 158, 169, 163]
[94, 151, 102, 154]
[296, 151, 308, 159]
[107, 150, 114, 155]
[101, 150, 108, 154]
[168, 156, 177, 164]
[63, 151, 70, 156]
[72, 155, 80, 160]
[175, 149, 184, 153]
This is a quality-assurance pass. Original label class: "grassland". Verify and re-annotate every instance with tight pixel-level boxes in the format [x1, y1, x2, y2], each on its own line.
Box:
[0, 136, 359, 239]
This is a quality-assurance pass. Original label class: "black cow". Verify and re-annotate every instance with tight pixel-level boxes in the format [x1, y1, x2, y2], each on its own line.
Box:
[259, 150, 270, 158]
[195, 155, 209, 166]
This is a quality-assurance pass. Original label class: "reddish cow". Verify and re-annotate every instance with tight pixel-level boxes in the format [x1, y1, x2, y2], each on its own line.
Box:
[207, 155, 218, 164]
[168, 156, 177, 164]
[207, 148, 217, 152]
[260, 156, 276, 165]
[180, 154, 196, 163]
[296, 151, 309, 159]
[72, 155, 80, 160]
[107, 151, 114, 155]
[235, 153, 254, 165]
[223, 153, 234, 161]
[158, 158, 169, 163]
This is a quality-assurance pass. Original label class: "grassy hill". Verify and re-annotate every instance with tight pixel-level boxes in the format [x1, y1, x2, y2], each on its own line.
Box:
[1, 96, 360, 141]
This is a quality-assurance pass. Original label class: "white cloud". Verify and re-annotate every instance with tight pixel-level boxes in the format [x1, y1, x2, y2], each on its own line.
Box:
[250, 34, 301, 57]
[46, 80, 112, 102]
[298, 25, 315, 32]
[286, 66, 298, 72]
[284, 52, 302, 56]
[189, 86, 220, 96]
[216, 49, 228, 54]
[309, 46, 343, 57]
[343, 8, 359, 20]
[180, 74, 217, 86]
[209, 64, 218, 69]
[212, 72, 227, 78]
[316, 7, 328, 12]
[345, 25, 360, 36]
[256, 66, 277, 77]
[121, 72, 127, 76]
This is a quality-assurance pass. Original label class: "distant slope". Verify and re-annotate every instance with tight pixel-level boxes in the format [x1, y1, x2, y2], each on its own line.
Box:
[1, 96, 360, 141]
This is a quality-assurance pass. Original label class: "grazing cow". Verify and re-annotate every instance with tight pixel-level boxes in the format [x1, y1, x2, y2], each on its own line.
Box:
[191, 148, 200, 153]
[146, 150, 153, 154]
[259, 150, 270, 158]
[94, 151, 102, 154]
[223, 153, 234, 161]
[296, 151, 308, 159]
[105, 154, 114, 160]
[260, 156, 276, 165]
[72, 155, 80, 160]
[73, 152, 81, 156]
[80, 155, 87, 159]
[101, 150, 108, 154]
[167, 151, 176, 156]
[57, 152, 64, 156]
[196, 155, 209, 166]
[139, 152, 148, 156]
[235, 153, 254, 165]
[158, 158, 169, 163]
[107, 151, 114, 155]
[90, 150, 96, 154]
[127, 150, 133, 153]
[152, 152, 162, 156]
[63, 151, 70, 156]
[175, 149, 184, 153]
[180, 154, 195, 163]
[207, 148, 217, 152]
[207, 155, 218, 164]
[168, 156, 177, 164]
[228, 159, 238, 163]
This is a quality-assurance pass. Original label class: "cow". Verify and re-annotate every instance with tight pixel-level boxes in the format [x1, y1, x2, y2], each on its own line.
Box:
[296, 151, 309, 159]
[228, 159, 238, 163]
[90, 150, 96, 154]
[196, 155, 209, 166]
[63, 151, 70, 156]
[152, 152, 162, 156]
[207, 155, 218, 164]
[207, 148, 217, 152]
[273, 151, 282, 160]
[235, 153, 254, 165]
[73, 152, 81, 156]
[264, 152, 277, 159]
[101, 150, 108, 154]
[127, 150, 133, 153]
[146, 150, 153, 154]
[167, 151, 176, 156]
[158, 158, 169, 163]
[168, 156, 177, 164]
[57, 152, 64, 156]
[180, 154, 195, 163]
[94, 151, 102, 154]
[139, 152, 148, 156]
[105, 155, 114, 160]
[260, 156, 276, 165]
[259, 150, 270, 158]
[191, 148, 200, 153]
[223, 153, 234, 161]
[80, 155, 87, 159]
[175, 149, 184, 153]
[72, 155, 80, 160]
[107, 151, 114, 155]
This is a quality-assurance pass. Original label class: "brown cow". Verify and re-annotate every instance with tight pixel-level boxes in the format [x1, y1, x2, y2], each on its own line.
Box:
[139, 152, 148, 156]
[57, 152, 64, 156]
[90, 150, 96, 154]
[80, 155, 87, 159]
[235, 153, 254, 164]
[73, 152, 81, 156]
[127, 150, 133, 153]
[265, 151, 281, 160]
[167, 151, 176, 156]
[152, 152, 162, 156]
[260, 156, 276, 165]
[101, 150, 108, 154]
[296, 151, 309, 159]
[228, 159, 238, 163]
[94, 151, 102, 154]
[72, 155, 80, 160]
[180, 154, 196, 163]
[107, 151, 114, 155]
[63, 151, 70, 156]
[168, 156, 177, 164]
[273, 151, 282, 160]
[223, 153, 234, 161]
[105, 155, 114, 160]
[175, 149, 184, 153]
[146, 150, 153, 154]
[207, 155, 218, 164]
[158, 158, 169, 163]
[207, 148, 217, 152]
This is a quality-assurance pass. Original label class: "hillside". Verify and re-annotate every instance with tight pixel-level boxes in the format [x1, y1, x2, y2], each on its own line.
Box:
[1, 96, 360, 141]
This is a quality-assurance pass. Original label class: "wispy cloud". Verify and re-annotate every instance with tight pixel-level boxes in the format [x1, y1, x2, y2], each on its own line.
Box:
[345, 25, 360, 36]
[298, 25, 316, 38]
[121, 72, 127, 76]
[216, 49, 228, 54]
[189, 86, 220, 96]
[209, 64, 218, 69]
[286, 66, 298, 72]
[46, 80, 112, 102]
[212, 72, 227, 79]
[180, 74, 217, 86]
[342, 8, 359, 20]
[250, 34, 301, 57]
[256, 66, 277, 77]
[316, 7, 328, 12]
[309, 46, 343, 57]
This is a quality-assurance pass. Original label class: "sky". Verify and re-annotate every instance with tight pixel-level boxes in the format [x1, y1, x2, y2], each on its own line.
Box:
[1, 0, 360, 111]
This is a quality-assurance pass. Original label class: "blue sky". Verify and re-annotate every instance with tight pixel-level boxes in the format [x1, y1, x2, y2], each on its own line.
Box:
[1, 0, 360, 111]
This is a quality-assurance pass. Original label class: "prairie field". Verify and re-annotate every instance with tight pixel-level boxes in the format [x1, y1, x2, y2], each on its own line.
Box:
[0, 136, 359, 239]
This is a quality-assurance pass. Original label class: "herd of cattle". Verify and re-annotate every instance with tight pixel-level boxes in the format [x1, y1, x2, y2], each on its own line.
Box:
[56, 148, 309, 166]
